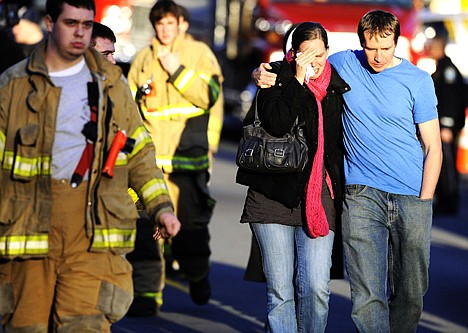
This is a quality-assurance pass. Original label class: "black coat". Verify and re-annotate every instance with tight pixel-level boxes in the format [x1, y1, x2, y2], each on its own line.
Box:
[238, 59, 350, 281]
[237, 59, 350, 212]
[432, 55, 466, 135]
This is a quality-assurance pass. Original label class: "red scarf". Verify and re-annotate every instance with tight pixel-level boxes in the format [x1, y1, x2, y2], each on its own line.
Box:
[285, 51, 333, 237]
[304, 60, 332, 238]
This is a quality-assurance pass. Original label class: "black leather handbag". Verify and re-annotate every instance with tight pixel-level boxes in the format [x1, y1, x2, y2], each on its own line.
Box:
[236, 91, 308, 174]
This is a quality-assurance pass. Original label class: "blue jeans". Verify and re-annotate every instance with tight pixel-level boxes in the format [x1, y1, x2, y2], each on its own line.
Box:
[342, 185, 432, 333]
[251, 223, 334, 333]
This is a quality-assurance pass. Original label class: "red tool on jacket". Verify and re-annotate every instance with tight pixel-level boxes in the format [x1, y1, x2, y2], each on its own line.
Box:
[102, 130, 134, 178]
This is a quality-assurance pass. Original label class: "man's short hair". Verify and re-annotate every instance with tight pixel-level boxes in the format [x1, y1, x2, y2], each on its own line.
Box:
[91, 21, 116, 46]
[149, 0, 181, 27]
[46, 0, 95, 22]
[358, 9, 400, 47]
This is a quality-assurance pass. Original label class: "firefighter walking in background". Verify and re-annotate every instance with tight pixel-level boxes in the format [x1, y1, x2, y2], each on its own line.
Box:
[427, 35, 467, 216]
[162, 2, 225, 280]
[0, 0, 181, 331]
[127, 0, 223, 315]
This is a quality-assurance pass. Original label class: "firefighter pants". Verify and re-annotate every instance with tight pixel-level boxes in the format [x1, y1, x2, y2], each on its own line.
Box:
[126, 211, 165, 307]
[127, 171, 214, 304]
[166, 172, 214, 281]
[0, 179, 133, 332]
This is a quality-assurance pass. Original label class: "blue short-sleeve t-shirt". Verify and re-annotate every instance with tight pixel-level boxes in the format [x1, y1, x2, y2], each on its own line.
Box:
[329, 50, 438, 196]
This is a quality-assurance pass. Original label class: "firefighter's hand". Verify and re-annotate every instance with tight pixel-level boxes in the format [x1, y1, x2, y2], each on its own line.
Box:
[252, 63, 277, 88]
[158, 49, 181, 76]
[153, 212, 181, 240]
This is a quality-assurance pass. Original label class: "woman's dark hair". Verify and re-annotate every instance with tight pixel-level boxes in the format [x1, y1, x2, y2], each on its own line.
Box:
[284, 22, 329, 54]
[149, 0, 181, 27]
[46, 0, 95, 22]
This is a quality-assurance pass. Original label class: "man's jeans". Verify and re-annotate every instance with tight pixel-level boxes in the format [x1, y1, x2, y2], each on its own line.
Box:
[342, 185, 432, 333]
[251, 223, 334, 333]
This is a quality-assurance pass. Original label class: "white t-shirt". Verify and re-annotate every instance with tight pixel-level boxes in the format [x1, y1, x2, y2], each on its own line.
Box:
[50, 58, 93, 180]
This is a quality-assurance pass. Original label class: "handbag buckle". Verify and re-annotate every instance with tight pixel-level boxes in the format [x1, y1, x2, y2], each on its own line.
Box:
[274, 149, 285, 157]
[245, 148, 254, 157]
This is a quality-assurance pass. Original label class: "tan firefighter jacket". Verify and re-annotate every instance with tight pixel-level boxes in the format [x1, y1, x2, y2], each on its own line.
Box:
[127, 35, 223, 173]
[0, 42, 174, 259]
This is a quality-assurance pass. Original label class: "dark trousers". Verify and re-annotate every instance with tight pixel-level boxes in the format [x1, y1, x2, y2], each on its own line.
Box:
[167, 172, 214, 282]
[435, 141, 460, 214]
[126, 211, 164, 306]
[127, 171, 214, 307]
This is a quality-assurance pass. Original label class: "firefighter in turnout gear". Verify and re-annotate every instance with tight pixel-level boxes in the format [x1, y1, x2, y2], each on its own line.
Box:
[0, 0, 180, 331]
[127, 0, 223, 314]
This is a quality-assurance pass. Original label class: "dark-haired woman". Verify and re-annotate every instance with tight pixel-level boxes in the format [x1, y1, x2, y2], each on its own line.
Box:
[237, 22, 350, 333]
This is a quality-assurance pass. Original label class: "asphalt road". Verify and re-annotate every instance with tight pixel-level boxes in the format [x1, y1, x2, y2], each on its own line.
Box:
[1, 141, 467, 333]
[113, 141, 468, 333]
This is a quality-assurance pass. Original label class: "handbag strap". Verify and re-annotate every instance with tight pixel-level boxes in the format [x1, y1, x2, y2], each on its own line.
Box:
[253, 89, 299, 129]
[253, 89, 262, 128]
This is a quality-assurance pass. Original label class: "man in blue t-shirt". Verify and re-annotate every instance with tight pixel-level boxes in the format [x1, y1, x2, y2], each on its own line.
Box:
[253, 10, 442, 333]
